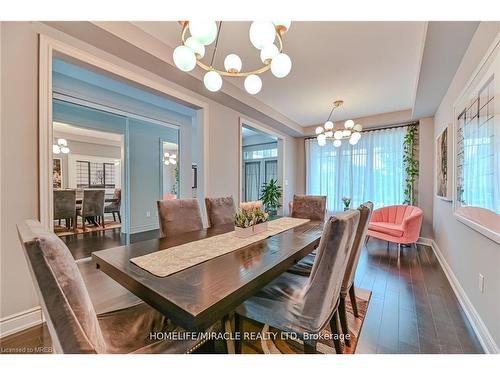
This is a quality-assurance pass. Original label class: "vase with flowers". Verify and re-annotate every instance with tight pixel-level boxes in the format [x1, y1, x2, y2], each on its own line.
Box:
[342, 197, 351, 211]
[234, 201, 269, 238]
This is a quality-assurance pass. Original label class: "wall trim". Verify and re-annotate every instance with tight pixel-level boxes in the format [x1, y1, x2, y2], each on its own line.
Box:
[0, 306, 43, 339]
[129, 223, 159, 234]
[418, 236, 499, 354]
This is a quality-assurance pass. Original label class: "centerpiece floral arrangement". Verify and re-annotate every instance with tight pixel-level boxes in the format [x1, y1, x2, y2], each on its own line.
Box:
[234, 201, 269, 238]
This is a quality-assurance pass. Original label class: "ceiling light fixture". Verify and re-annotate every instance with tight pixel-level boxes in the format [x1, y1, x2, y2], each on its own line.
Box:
[315, 101, 363, 147]
[173, 21, 292, 95]
[53, 138, 70, 154]
[163, 152, 177, 166]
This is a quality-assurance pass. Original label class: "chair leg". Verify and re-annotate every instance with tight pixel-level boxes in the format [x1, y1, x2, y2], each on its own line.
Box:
[117, 212, 121, 223]
[234, 313, 242, 354]
[303, 340, 317, 354]
[82, 217, 86, 231]
[102, 216, 105, 228]
[112, 212, 116, 222]
[73, 215, 77, 232]
[222, 315, 235, 354]
[364, 235, 370, 247]
[329, 311, 342, 354]
[349, 284, 359, 318]
[338, 296, 350, 347]
[58, 219, 61, 226]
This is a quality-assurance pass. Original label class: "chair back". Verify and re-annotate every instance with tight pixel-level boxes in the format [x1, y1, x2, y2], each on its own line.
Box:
[342, 201, 373, 294]
[82, 189, 105, 217]
[299, 210, 360, 332]
[371, 204, 421, 225]
[157, 198, 203, 238]
[108, 188, 121, 210]
[291, 195, 326, 221]
[53, 190, 76, 220]
[16, 220, 106, 353]
[205, 196, 235, 227]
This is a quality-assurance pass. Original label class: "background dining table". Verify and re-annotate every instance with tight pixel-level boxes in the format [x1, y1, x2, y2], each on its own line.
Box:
[91, 220, 323, 333]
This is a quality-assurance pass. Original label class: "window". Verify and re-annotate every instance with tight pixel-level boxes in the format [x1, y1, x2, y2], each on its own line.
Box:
[243, 147, 277, 160]
[306, 126, 407, 212]
[76, 160, 116, 188]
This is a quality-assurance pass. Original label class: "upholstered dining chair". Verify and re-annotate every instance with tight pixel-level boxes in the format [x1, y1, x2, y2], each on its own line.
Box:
[77, 189, 105, 231]
[287, 202, 373, 347]
[104, 188, 121, 223]
[290, 195, 327, 221]
[234, 210, 360, 354]
[157, 198, 203, 238]
[53, 189, 77, 232]
[205, 196, 235, 228]
[16, 220, 216, 354]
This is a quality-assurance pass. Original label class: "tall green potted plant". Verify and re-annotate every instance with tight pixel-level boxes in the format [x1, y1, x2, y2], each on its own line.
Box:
[260, 178, 282, 217]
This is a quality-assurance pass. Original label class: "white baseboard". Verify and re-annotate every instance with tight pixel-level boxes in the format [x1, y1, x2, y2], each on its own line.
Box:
[0, 306, 43, 339]
[129, 223, 159, 234]
[418, 236, 499, 354]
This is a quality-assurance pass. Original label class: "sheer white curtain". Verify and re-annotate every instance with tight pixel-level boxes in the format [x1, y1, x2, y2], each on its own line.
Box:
[306, 127, 407, 212]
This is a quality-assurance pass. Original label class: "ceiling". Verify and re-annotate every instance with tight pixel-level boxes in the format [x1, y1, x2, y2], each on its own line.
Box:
[53, 122, 122, 147]
[133, 21, 426, 127]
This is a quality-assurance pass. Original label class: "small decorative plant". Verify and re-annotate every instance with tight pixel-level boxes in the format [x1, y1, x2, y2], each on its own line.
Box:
[342, 197, 351, 211]
[403, 124, 419, 205]
[234, 201, 269, 228]
[260, 179, 282, 216]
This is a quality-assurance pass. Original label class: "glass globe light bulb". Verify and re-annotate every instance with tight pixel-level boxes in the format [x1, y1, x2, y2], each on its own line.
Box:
[53, 144, 61, 154]
[324, 121, 334, 130]
[353, 124, 363, 132]
[342, 129, 352, 138]
[224, 54, 242, 73]
[260, 44, 279, 64]
[249, 21, 276, 50]
[171, 154, 177, 159]
[164, 160, 170, 165]
[164, 152, 170, 158]
[349, 137, 359, 145]
[351, 132, 362, 142]
[317, 133, 327, 146]
[333, 139, 342, 148]
[57, 138, 67, 147]
[203, 70, 223, 92]
[185, 37, 205, 58]
[344, 119, 355, 129]
[173, 45, 197, 72]
[334, 130, 343, 140]
[315, 126, 324, 135]
[189, 21, 218, 45]
[270, 53, 292, 78]
[61, 146, 70, 154]
[244, 74, 262, 95]
[170, 159, 177, 165]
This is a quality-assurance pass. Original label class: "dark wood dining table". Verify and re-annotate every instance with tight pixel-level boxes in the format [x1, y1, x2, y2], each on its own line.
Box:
[91, 220, 323, 333]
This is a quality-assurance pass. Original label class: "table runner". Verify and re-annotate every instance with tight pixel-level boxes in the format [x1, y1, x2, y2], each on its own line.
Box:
[130, 217, 310, 277]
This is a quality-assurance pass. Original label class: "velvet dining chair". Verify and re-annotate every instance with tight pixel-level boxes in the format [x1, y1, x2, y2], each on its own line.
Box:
[234, 210, 360, 354]
[157, 198, 203, 238]
[287, 202, 373, 347]
[16, 220, 217, 354]
[205, 196, 236, 228]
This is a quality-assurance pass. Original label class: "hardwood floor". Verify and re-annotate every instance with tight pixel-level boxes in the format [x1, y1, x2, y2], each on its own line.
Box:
[60, 228, 160, 260]
[0, 238, 483, 354]
[355, 239, 483, 354]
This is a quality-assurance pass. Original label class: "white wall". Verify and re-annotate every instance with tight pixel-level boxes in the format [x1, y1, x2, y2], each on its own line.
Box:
[0, 21, 300, 335]
[433, 22, 500, 352]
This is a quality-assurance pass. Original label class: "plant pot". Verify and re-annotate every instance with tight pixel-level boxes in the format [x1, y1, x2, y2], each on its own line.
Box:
[234, 222, 268, 238]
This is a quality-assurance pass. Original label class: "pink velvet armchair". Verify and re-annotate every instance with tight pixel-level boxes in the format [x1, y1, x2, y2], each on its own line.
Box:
[367, 205, 423, 260]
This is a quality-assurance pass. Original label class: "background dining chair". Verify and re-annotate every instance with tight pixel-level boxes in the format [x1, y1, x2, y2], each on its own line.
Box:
[53, 189, 77, 232]
[290, 194, 327, 221]
[287, 202, 373, 347]
[205, 196, 235, 228]
[157, 198, 203, 238]
[77, 189, 105, 231]
[104, 188, 121, 223]
[235, 210, 360, 354]
[367, 204, 423, 260]
[16, 220, 216, 354]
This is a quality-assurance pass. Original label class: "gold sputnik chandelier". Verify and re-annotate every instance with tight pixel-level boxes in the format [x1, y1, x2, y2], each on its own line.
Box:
[316, 100, 363, 147]
[172, 21, 292, 94]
